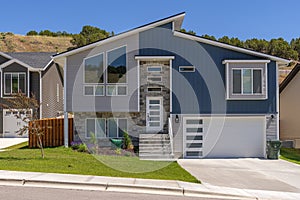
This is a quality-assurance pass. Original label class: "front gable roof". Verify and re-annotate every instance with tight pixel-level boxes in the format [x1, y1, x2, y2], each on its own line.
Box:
[280, 63, 300, 93]
[52, 12, 186, 59]
[6, 52, 54, 69]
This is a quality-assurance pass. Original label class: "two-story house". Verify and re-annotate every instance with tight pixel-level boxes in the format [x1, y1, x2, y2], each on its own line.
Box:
[0, 52, 63, 137]
[53, 13, 290, 159]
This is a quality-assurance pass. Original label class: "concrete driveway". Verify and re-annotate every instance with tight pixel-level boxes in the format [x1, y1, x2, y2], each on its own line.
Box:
[178, 158, 300, 193]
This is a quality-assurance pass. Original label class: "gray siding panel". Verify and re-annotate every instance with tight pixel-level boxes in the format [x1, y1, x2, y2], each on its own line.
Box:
[41, 63, 64, 118]
[139, 26, 277, 115]
[30, 72, 40, 103]
[266, 115, 277, 140]
[66, 34, 139, 112]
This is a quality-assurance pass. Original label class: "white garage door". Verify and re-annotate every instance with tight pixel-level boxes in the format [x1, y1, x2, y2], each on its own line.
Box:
[3, 109, 29, 138]
[183, 116, 266, 158]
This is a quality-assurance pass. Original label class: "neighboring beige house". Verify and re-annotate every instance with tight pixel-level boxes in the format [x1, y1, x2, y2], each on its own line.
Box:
[280, 63, 300, 148]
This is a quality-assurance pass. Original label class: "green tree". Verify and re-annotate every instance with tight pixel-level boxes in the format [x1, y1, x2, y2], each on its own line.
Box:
[71, 25, 111, 47]
[180, 28, 196, 35]
[244, 38, 269, 53]
[268, 38, 298, 60]
[39, 30, 53, 36]
[26, 30, 38, 36]
[201, 34, 217, 41]
[218, 36, 231, 44]
[291, 38, 300, 60]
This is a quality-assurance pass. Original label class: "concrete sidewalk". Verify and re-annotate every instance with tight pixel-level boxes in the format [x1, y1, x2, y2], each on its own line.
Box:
[0, 170, 299, 200]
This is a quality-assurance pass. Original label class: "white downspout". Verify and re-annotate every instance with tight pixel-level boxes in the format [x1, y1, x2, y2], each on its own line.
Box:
[63, 58, 68, 147]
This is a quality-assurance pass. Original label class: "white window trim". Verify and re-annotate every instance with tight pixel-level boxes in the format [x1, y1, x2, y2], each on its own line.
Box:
[3, 72, 26, 95]
[147, 66, 162, 72]
[179, 66, 195, 72]
[83, 52, 105, 84]
[106, 45, 128, 85]
[106, 85, 128, 96]
[85, 118, 106, 139]
[225, 61, 268, 100]
[107, 118, 128, 138]
[83, 85, 105, 96]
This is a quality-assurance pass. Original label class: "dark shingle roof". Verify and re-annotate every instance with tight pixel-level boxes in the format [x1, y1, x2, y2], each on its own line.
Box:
[6, 52, 54, 69]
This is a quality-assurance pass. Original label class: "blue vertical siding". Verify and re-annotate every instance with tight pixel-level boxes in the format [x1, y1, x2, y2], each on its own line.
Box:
[139, 24, 277, 114]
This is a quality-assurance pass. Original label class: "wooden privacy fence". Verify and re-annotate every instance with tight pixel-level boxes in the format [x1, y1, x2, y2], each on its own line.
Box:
[29, 118, 73, 148]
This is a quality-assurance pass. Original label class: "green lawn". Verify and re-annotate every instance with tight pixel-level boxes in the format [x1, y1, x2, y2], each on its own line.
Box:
[280, 147, 300, 165]
[0, 147, 199, 183]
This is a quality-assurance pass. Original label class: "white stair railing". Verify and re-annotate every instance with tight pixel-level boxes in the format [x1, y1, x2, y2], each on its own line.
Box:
[168, 117, 174, 156]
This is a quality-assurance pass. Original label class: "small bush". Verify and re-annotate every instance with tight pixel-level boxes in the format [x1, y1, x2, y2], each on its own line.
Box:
[78, 143, 88, 152]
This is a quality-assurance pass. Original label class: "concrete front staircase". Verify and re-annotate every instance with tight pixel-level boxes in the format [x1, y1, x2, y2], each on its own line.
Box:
[139, 134, 174, 160]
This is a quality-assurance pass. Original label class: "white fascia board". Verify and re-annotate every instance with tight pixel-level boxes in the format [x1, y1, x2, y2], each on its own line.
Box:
[222, 60, 270, 64]
[173, 31, 291, 65]
[0, 52, 13, 60]
[135, 56, 175, 61]
[0, 59, 41, 72]
[42, 60, 54, 71]
[52, 13, 185, 60]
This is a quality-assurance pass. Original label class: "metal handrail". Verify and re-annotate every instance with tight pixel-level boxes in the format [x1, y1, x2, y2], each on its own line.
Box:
[168, 117, 174, 156]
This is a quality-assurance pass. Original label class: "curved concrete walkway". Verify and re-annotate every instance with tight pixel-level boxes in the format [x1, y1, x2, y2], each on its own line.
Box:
[178, 158, 300, 193]
[0, 138, 28, 150]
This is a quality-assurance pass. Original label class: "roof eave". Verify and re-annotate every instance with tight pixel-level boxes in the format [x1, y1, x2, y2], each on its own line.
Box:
[280, 63, 300, 93]
[173, 31, 291, 65]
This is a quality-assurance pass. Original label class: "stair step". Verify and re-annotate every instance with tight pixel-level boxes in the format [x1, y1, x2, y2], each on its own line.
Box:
[139, 134, 169, 139]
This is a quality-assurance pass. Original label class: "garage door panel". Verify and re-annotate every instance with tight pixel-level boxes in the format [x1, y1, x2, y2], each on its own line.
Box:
[184, 116, 265, 158]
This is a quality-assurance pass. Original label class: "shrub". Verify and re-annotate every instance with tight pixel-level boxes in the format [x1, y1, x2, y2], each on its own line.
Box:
[123, 132, 133, 150]
[78, 143, 88, 152]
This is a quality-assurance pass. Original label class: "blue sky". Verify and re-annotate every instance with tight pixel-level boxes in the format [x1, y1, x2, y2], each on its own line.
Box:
[1, 0, 299, 41]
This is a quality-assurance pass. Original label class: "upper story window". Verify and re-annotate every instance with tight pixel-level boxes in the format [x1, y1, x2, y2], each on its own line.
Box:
[84, 53, 104, 84]
[107, 46, 127, 84]
[223, 60, 269, 100]
[4, 73, 26, 95]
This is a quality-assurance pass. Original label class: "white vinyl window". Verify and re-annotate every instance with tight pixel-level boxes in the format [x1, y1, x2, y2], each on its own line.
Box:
[86, 118, 106, 138]
[84, 85, 104, 96]
[106, 85, 127, 96]
[147, 66, 162, 72]
[107, 118, 127, 138]
[4, 72, 26, 95]
[179, 66, 195, 72]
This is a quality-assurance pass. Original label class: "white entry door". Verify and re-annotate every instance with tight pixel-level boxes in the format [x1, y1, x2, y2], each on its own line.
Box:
[146, 97, 163, 133]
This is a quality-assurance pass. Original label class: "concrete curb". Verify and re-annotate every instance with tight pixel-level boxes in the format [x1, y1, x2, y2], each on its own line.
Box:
[0, 177, 256, 199]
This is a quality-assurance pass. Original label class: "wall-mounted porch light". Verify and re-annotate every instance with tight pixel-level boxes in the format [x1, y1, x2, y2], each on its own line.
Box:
[175, 115, 179, 123]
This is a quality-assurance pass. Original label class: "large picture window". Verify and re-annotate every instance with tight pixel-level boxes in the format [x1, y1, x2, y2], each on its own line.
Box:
[223, 60, 268, 100]
[107, 46, 127, 83]
[84, 53, 104, 84]
[4, 73, 26, 95]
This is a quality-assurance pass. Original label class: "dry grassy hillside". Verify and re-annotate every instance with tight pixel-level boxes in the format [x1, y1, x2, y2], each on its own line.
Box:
[0, 33, 74, 53]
